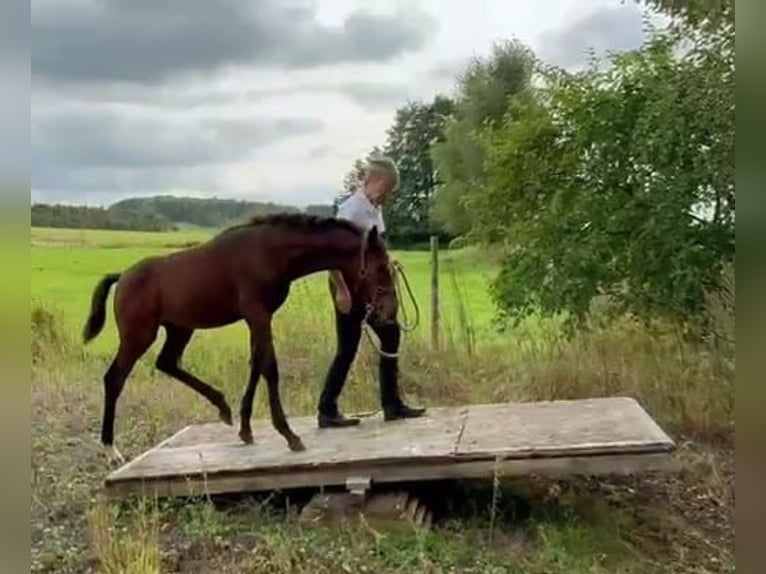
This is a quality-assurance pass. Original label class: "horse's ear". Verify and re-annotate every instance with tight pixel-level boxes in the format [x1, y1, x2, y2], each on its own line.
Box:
[368, 225, 379, 245]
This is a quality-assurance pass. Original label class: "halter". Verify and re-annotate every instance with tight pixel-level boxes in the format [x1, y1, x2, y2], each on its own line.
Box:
[355, 229, 420, 359]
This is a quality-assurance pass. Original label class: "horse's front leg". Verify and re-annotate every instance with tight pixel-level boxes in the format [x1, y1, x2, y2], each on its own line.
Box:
[238, 339, 261, 444]
[238, 309, 267, 444]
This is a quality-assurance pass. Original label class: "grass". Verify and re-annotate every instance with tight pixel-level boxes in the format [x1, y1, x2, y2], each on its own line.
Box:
[30, 226, 735, 573]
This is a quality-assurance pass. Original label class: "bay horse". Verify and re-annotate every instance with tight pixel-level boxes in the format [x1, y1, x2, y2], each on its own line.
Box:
[81, 213, 397, 462]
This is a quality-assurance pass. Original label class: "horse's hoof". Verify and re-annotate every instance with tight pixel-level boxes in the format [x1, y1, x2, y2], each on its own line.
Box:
[238, 429, 254, 445]
[103, 444, 126, 466]
[219, 405, 233, 426]
[288, 437, 306, 452]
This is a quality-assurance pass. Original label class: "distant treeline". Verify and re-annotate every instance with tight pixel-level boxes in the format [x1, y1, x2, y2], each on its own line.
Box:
[31, 203, 177, 231]
[31, 195, 335, 232]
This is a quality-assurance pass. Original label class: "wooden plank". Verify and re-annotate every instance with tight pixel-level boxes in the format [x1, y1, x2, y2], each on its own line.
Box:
[104, 398, 676, 499]
[106, 406, 468, 482]
[123, 424, 193, 466]
[457, 397, 674, 458]
[105, 452, 676, 499]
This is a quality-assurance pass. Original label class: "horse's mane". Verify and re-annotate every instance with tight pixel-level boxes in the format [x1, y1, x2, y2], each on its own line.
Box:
[219, 212, 365, 238]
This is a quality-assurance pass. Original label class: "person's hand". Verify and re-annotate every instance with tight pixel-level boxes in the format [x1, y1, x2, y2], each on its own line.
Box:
[334, 286, 352, 314]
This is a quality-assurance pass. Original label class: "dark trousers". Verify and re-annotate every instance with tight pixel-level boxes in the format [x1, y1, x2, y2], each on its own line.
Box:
[318, 297, 404, 416]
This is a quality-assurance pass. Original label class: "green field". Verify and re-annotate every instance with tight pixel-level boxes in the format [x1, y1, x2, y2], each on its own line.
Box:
[31, 227, 734, 574]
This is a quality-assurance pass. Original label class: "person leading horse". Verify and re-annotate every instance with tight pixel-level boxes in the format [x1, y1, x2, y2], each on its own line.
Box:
[318, 155, 427, 428]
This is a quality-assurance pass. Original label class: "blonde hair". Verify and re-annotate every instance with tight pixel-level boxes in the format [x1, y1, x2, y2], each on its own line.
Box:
[363, 155, 400, 190]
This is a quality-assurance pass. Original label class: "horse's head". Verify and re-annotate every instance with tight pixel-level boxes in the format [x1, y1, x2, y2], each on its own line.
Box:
[355, 226, 397, 323]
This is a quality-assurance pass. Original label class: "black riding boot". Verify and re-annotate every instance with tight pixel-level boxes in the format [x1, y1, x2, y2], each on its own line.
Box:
[374, 321, 426, 421]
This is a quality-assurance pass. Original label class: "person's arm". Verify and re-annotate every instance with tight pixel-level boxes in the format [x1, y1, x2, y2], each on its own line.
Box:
[329, 269, 346, 290]
[329, 270, 352, 313]
[329, 196, 357, 314]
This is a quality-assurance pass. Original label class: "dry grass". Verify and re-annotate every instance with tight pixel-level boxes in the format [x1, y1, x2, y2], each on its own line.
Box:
[30, 295, 734, 573]
[30, 235, 734, 573]
[88, 500, 162, 574]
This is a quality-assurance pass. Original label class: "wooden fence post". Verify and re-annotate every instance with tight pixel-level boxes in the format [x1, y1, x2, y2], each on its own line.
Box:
[430, 235, 440, 350]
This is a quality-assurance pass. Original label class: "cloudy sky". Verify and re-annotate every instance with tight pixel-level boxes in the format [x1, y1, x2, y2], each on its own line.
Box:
[31, 0, 659, 207]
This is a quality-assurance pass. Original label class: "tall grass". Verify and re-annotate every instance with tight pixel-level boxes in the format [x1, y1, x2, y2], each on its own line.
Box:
[88, 499, 162, 574]
[31, 269, 733, 449]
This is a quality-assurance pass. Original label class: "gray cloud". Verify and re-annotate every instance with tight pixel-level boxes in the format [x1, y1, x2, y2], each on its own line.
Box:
[427, 58, 468, 83]
[537, 4, 649, 70]
[314, 81, 425, 111]
[35, 77, 430, 113]
[32, 0, 437, 85]
[33, 107, 321, 169]
[306, 144, 332, 160]
[32, 163, 220, 197]
[32, 78, 242, 110]
[29, 0, 443, 205]
[32, 105, 322, 194]
[237, 77, 440, 111]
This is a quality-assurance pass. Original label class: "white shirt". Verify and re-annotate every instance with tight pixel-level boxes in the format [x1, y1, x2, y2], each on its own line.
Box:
[335, 190, 386, 235]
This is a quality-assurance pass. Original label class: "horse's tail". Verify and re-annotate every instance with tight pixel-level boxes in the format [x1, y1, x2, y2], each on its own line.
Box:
[82, 273, 121, 344]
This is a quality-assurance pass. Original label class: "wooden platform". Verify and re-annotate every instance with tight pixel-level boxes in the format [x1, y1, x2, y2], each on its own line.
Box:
[104, 397, 677, 499]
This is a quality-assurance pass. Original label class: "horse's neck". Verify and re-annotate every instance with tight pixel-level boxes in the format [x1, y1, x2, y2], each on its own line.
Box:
[284, 233, 359, 279]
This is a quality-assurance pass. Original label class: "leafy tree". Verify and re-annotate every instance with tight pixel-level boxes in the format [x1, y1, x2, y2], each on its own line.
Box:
[431, 40, 536, 237]
[637, 0, 734, 30]
[469, 17, 734, 328]
[31, 195, 304, 231]
[31, 203, 177, 231]
[382, 95, 455, 243]
[111, 195, 298, 228]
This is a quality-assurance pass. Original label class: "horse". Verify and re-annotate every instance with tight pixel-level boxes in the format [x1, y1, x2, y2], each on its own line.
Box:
[81, 213, 397, 462]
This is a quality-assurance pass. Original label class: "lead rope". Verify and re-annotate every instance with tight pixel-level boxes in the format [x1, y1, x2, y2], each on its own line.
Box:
[361, 260, 420, 359]
[393, 260, 420, 333]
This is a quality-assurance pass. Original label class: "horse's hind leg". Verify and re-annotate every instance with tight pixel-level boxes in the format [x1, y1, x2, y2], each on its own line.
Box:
[101, 331, 156, 463]
[155, 324, 233, 425]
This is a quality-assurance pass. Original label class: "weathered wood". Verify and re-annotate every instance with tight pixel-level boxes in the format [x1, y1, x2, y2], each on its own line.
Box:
[104, 398, 676, 499]
[104, 452, 676, 499]
[114, 406, 466, 477]
[458, 397, 673, 458]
